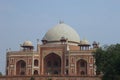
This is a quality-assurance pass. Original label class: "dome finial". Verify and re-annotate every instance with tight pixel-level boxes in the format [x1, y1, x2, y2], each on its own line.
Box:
[59, 20, 64, 24]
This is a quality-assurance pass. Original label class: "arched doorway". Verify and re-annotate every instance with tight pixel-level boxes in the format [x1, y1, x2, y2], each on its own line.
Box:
[44, 53, 61, 75]
[34, 70, 38, 75]
[76, 59, 87, 75]
[16, 60, 26, 75]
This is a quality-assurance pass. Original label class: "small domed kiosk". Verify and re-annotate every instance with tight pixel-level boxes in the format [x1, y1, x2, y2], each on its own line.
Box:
[21, 40, 34, 51]
[79, 39, 90, 50]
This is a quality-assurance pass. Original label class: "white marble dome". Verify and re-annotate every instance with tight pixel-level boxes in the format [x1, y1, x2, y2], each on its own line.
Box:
[43, 22, 80, 43]
[23, 40, 33, 46]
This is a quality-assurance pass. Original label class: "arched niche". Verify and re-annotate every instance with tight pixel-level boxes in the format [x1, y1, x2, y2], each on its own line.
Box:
[76, 59, 87, 76]
[44, 53, 61, 75]
[16, 60, 26, 75]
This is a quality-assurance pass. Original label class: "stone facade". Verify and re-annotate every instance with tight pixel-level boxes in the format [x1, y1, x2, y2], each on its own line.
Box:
[6, 43, 98, 76]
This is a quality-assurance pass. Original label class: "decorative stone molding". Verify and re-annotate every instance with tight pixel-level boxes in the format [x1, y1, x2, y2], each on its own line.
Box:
[42, 50, 63, 58]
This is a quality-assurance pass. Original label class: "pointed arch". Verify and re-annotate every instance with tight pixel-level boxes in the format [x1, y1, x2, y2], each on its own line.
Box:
[76, 59, 87, 76]
[44, 53, 61, 75]
[34, 70, 38, 75]
[34, 59, 39, 66]
[16, 60, 26, 75]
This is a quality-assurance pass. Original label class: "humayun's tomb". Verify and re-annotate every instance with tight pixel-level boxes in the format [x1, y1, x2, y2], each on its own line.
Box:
[0, 22, 101, 80]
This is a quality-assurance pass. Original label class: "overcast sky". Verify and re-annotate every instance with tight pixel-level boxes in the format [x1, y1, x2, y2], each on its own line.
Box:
[0, 0, 120, 74]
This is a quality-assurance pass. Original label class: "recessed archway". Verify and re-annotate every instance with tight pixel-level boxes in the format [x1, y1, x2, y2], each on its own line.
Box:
[34, 70, 38, 75]
[76, 59, 87, 75]
[16, 60, 26, 75]
[44, 53, 61, 75]
[34, 59, 39, 66]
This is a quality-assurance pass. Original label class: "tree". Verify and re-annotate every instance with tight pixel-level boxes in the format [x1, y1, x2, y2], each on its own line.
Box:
[0, 72, 2, 76]
[94, 44, 120, 80]
[30, 76, 35, 80]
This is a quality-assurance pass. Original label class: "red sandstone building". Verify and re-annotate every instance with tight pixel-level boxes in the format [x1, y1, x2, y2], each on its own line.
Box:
[5, 22, 100, 80]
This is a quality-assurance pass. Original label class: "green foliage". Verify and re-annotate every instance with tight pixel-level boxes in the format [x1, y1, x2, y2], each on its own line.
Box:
[0, 72, 2, 76]
[30, 76, 35, 80]
[47, 78, 52, 80]
[94, 44, 120, 79]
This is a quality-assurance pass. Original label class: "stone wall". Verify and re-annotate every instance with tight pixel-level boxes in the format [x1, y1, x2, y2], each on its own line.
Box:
[0, 76, 101, 80]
